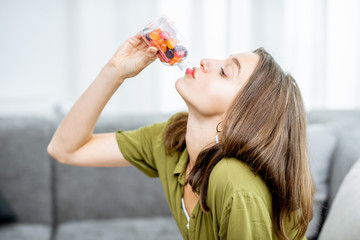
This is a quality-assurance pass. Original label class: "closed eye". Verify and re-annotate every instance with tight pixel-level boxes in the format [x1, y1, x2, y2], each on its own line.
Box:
[220, 67, 227, 77]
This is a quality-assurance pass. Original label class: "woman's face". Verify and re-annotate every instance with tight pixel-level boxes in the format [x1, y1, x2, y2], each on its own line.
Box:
[176, 52, 260, 117]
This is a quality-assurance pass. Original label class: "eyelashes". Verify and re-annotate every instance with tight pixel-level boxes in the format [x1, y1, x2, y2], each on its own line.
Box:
[220, 67, 227, 77]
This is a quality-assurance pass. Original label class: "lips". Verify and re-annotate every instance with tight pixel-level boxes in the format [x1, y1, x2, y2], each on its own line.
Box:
[185, 67, 195, 78]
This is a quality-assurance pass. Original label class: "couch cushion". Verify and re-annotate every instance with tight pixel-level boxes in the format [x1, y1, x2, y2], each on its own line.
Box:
[0, 117, 53, 224]
[0, 223, 51, 240]
[55, 164, 172, 222]
[54, 114, 172, 223]
[306, 124, 336, 239]
[0, 190, 17, 224]
[318, 159, 360, 240]
[55, 217, 182, 240]
[307, 110, 360, 206]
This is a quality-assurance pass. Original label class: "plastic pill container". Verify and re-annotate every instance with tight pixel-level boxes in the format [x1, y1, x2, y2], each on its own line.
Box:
[141, 16, 191, 71]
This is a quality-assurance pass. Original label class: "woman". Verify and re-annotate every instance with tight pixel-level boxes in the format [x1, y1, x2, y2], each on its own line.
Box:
[48, 32, 314, 240]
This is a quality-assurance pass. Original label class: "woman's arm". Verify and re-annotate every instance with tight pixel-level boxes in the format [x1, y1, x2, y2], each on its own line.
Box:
[47, 32, 157, 167]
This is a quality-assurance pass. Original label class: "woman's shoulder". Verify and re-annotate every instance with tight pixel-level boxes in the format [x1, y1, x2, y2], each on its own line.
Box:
[137, 112, 186, 135]
[208, 158, 272, 209]
[210, 158, 267, 190]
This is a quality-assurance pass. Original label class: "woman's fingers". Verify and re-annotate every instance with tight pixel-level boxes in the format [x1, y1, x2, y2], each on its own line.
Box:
[108, 32, 159, 79]
[147, 46, 158, 57]
[143, 46, 158, 65]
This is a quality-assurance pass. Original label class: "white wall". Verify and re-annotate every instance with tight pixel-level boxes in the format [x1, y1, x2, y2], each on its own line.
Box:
[0, 0, 68, 116]
[1, 0, 359, 117]
[0, 0, 185, 117]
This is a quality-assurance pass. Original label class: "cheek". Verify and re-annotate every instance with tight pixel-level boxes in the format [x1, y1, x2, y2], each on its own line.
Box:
[200, 84, 238, 113]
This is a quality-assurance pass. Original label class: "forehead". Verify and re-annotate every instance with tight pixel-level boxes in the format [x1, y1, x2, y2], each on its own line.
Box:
[231, 52, 260, 78]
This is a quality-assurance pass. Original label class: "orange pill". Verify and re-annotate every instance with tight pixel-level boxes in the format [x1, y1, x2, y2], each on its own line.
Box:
[169, 59, 176, 65]
[153, 38, 164, 46]
[149, 30, 160, 41]
[173, 56, 183, 63]
[158, 43, 167, 53]
[166, 38, 177, 49]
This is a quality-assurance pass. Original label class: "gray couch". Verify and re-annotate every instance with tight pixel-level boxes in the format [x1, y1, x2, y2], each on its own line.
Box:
[0, 110, 359, 240]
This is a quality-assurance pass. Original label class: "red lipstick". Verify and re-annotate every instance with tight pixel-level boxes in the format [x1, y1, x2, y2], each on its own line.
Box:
[185, 67, 195, 78]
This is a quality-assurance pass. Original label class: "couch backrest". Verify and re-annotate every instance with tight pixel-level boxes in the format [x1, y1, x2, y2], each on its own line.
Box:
[0, 117, 53, 224]
[3, 110, 357, 226]
[307, 110, 360, 207]
[54, 110, 360, 223]
[54, 114, 173, 223]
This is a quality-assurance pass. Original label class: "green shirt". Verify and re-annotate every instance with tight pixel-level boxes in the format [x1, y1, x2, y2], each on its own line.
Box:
[116, 115, 297, 239]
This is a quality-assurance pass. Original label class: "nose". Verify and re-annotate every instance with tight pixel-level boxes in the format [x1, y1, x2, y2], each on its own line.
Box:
[200, 58, 210, 73]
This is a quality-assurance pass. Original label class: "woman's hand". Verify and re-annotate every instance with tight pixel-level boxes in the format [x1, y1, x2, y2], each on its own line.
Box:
[108, 32, 158, 80]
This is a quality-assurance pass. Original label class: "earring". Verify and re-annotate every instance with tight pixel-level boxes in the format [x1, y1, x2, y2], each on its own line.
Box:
[216, 121, 222, 143]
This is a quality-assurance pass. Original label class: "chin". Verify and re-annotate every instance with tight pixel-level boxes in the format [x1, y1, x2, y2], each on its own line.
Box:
[175, 77, 185, 97]
[175, 79, 193, 109]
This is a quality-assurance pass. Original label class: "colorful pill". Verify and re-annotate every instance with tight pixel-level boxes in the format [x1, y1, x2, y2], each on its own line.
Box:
[158, 43, 167, 53]
[174, 45, 188, 58]
[166, 38, 177, 49]
[158, 52, 171, 63]
[153, 38, 164, 45]
[159, 31, 171, 40]
[149, 30, 161, 41]
[165, 48, 175, 59]
[173, 56, 183, 63]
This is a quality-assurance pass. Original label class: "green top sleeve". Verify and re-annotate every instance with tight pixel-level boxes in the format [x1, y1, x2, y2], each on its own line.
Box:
[219, 191, 275, 240]
[115, 121, 168, 178]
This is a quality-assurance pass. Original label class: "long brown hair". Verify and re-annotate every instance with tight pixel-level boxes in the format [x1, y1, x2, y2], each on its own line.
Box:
[164, 48, 314, 240]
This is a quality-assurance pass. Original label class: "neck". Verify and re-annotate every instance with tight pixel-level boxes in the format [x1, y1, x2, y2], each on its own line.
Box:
[185, 111, 222, 169]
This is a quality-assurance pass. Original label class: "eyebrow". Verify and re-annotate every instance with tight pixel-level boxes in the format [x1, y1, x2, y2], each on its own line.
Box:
[231, 57, 241, 77]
